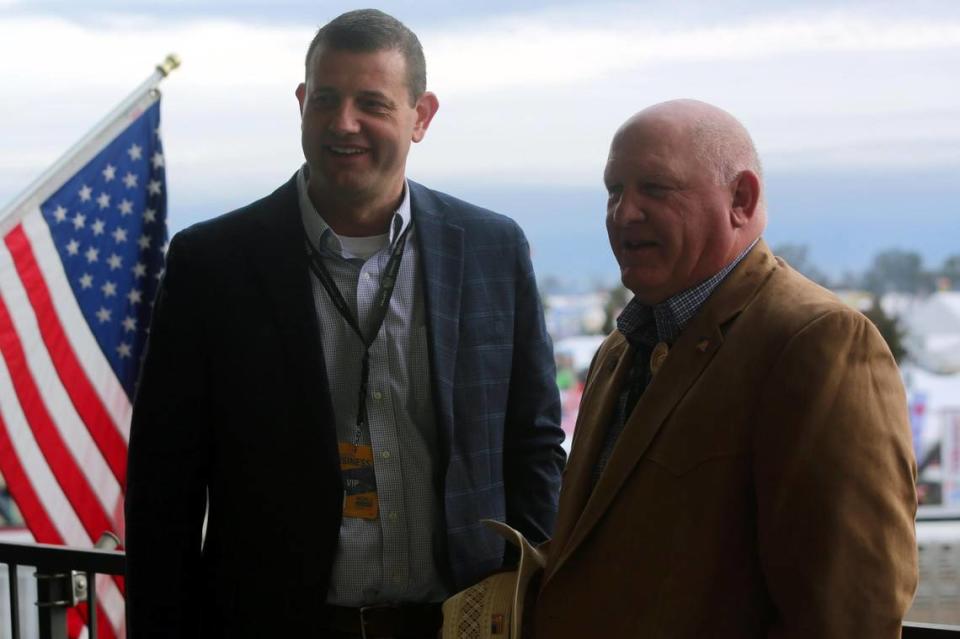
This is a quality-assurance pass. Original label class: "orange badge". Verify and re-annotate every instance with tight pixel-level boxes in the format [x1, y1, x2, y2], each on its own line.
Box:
[339, 442, 379, 520]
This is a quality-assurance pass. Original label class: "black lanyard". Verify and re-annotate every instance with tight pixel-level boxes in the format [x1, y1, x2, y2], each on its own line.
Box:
[305, 220, 414, 445]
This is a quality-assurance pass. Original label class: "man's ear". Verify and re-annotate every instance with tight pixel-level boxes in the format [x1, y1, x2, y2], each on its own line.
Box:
[295, 83, 306, 115]
[729, 170, 760, 228]
[411, 91, 440, 143]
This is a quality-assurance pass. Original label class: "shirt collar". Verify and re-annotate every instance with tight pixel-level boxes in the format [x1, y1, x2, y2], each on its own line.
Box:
[297, 163, 412, 258]
[617, 238, 759, 347]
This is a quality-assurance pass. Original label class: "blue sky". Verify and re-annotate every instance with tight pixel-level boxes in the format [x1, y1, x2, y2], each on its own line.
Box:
[1, 1, 958, 285]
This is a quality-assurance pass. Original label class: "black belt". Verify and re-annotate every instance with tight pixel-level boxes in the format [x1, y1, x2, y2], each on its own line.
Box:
[319, 603, 443, 639]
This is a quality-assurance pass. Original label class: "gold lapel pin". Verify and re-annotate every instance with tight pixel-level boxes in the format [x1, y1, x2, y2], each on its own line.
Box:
[696, 339, 710, 353]
[650, 342, 669, 376]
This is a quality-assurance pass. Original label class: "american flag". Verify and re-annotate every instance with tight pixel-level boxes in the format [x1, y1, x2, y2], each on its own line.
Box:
[0, 93, 167, 638]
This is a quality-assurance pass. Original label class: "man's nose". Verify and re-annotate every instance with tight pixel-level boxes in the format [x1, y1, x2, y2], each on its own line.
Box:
[328, 102, 361, 135]
[611, 190, 647, 224]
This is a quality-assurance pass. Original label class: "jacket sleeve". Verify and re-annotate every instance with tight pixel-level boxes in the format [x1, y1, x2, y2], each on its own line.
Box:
[753, 309, 918, 639]
[502, 225, 566, 547]
[125, 231, 211, 638]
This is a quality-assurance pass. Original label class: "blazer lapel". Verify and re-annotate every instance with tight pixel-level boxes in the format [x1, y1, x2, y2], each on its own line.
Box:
[409, 182, 464, 461]
[247, 176, 335, 455]
[545, 335, 632, 575]
[546, 241, 779, 581]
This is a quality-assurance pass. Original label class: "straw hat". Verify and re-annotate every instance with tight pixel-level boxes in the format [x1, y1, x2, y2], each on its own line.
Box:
[442, 519, 546, 639]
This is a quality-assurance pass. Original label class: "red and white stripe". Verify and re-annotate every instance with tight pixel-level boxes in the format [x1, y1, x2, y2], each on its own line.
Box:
[0, 209, 128, 638]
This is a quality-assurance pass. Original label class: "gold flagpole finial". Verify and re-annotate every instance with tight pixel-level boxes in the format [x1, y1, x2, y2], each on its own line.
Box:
[156, 54, 181, 77]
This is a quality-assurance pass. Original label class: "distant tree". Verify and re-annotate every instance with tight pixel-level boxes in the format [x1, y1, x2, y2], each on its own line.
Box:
[861, 249, 933, 295]
[938, 254, 960, 290]
[862, 296, 907, 364]
[834, 270, 862, 290]
[772, 243, 829, 286]
[602, 285, 631, 335]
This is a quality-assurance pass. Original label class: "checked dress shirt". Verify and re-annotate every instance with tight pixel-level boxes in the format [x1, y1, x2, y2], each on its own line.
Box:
[592, 240, 758, 484]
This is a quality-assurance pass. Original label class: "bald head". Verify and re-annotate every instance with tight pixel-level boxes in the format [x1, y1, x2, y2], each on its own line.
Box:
[621, 99, 763, 188]
[604, 99, 765, 303]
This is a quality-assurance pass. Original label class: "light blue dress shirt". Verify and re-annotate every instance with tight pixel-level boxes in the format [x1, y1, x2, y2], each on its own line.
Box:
[297, 166, 447, 606]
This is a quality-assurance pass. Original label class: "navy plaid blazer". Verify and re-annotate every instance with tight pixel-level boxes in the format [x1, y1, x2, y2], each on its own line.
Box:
[125, 174, 565, 638]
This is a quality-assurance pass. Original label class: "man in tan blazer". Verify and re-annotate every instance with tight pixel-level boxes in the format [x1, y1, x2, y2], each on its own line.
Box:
[533, 100, 918, 638]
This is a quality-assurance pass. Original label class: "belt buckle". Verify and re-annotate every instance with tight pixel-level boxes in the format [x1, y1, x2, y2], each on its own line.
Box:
[359, 603, 393, 639]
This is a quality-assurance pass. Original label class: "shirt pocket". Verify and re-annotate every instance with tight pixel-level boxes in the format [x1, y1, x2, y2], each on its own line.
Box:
[642, 413, 750, 478]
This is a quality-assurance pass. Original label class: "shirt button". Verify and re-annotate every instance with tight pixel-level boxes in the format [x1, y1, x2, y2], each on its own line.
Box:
[373, 390, 383, 400]
[363, 272, 372, 280]
[388, 511, 399, 522]
[381, 450, 391, 460]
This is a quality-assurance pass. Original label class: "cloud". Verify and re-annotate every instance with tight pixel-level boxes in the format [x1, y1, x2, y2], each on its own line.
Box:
[1, 3, 959, 212]
[414, 6, 960, 180]
[423, 7, 960, 96]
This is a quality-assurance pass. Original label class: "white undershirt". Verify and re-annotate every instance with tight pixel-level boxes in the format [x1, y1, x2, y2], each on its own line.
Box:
[335, 232, 389, 261]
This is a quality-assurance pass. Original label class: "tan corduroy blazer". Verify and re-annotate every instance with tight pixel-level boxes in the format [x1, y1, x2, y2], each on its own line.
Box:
[534, 241, 918, 638]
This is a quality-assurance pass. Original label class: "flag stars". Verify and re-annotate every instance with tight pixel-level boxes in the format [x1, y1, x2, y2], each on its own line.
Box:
[30, 113, 167, 379]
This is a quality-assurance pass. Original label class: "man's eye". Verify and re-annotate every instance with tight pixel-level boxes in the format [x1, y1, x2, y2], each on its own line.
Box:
[362, 100, 390, 112]
[643, 183, 670, 197]
[606, 185, 622, 200]
[311, 94, 337, 109]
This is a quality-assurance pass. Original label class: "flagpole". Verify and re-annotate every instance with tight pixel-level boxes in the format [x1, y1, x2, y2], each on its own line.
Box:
[0, 54, 181, 234]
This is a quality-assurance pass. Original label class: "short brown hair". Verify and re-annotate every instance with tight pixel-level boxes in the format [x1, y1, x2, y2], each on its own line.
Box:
[305, 9, 426, 106]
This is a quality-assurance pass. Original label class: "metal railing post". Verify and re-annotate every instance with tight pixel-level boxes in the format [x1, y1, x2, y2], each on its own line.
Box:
[87, 570, 97, 639]
[0, 541, 124, 638]
[7, 562, 20, 639]
[34, 569, 83, 639]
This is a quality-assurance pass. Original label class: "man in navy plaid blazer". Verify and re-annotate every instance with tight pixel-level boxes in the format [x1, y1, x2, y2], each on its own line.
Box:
[125, 9, 565, 639]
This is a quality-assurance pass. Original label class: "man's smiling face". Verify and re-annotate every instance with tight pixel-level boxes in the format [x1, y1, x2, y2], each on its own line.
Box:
[604, 114, 738, 305]
[296, 46, 430, 209]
